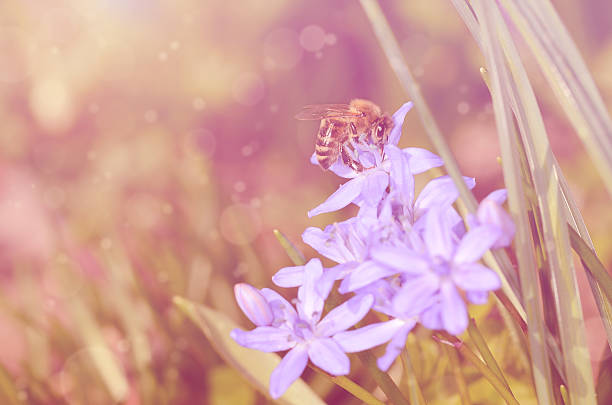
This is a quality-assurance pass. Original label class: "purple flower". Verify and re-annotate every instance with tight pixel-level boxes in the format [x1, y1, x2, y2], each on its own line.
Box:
[370, 205, 502, 335]
[334, 278, 437, 371]
[231, 259, 374, 398]
[467, 189, 515, 248]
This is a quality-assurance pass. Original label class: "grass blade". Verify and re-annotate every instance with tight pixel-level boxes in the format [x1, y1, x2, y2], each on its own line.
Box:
[308, 365, 386, 405]
[470, 1, 555, 402]
[400, 351, 426, 405]
[467, 319, 511, 391]
[357, 351, 411, 405]
[569, 227, 612, 306]
[172, 296, 326, 405]
[436, 334, 520, 405]
[498, 0, 612, 197]
[485, 4, 597, 403]
[274, 229, 306, 266]
[441, 342, 471, 405]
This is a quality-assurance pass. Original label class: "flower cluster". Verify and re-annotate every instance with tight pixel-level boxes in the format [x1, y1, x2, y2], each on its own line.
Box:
[231, 102, 515, 398]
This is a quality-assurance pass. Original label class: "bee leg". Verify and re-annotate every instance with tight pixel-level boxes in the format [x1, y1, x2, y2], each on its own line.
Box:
[341, 145, 363, 172]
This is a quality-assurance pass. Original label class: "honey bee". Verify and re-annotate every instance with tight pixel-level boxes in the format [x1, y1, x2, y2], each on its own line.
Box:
[295, 99, 394, 171]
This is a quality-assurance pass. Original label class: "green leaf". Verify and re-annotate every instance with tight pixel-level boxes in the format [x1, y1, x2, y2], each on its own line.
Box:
[273, 229, 306, 265]
[470, 1, 557, 402]
[172, 296, 325, 405]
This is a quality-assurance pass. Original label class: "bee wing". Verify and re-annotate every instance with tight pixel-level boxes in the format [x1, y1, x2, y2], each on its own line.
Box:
[294, 104, 364, 120]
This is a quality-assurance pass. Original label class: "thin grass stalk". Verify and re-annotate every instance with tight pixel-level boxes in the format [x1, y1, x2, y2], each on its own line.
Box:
[273, 229, 306, 265]
[485, 5, 597, 403]
[467, 319, 511, 390]
[470, 1, 555, 402]
[561, 175, 612, 351]
[359, 0, 523, 313]
[357, 351, 411, 405]
[400, 351, 425, 405]
[441, 343, 471, 405]
[436, 334, 520, 405]
[569, 227, 612, 304]
[308, 365, 386, 405]
[471, 2, 612, 344]
[498, 0, 612, 198]
[492, 0, 612, 353]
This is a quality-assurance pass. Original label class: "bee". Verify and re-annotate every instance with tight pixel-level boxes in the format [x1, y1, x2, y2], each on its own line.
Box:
[295, 99, 394, 171]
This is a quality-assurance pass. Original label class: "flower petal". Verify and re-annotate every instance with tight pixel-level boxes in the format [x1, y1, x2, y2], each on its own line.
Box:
[317, 294, 374, 336]
[334, 318, 406, 353]
[477, 200, 515, 248]
[230, 327, 296, 352]
[297, 258, 325, 323]
[453, 263, 501, 292]
[234, 283, 274, 326]
[338, 260, 398, 293]
[392, 274, 440, 316]
[272, 265, 305, 288]
[453, 225, 501, 264]
[260, 288, 298, 326]
[308, 176, 366, 217]
[484, 189, 507, 205]
[420, 302, 443, 330]
[388, 101, 414, 145]
[302, 226, 346, 263]
[308, 338, 350, 376]
[370, 245, 429, 274]
[386, 144, 414, 201]
[423, 205, 455, 260]
[269, 345, 309, 399]
[441, 282, 468, 335]
[466, 290, 489, 305]
[403, 147, 444, 174]
[377, 322, 416, 371]
[361, 171, 389, 207]
[414, 175, 475, 219]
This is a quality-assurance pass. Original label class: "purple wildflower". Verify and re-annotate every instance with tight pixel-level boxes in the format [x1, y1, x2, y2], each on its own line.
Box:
[371, 205, 503, 335]
[467, 189, 515, 248]
[231, 259, 374, 398]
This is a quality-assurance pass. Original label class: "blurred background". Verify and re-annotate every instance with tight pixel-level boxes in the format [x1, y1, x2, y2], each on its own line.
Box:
[1, 0, 611, 404]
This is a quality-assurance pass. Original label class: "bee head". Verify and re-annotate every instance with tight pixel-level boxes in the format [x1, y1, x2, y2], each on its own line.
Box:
[374, 115, 395, 146]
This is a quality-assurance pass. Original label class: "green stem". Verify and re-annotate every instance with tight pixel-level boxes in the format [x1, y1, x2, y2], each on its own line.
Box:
[441, 342, 471, 405]
[308, 365, 385, 405]
[568, 226, 612, 304]
[400, 350, 426, 405]
[467, 319, 512, 391]
[435, 333, 520, 405]
[357, 351, 411, 405]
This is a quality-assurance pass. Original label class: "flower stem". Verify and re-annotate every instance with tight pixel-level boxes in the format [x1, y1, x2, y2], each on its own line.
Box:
[441, 342, 471, 405]
[357, 351, 411, 405]
[435, 333, 520, 405]
[308, 365, 386, 405]
[467, 318, 512, 392]
[400, 350, 425, 405]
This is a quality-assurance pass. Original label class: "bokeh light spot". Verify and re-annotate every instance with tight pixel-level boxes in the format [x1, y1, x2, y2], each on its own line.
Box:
[144, 109, 158, 123]
[219, 204, 262, 245]
[299, 25, 326, 52]
[30, 78, 74, 133]
[263, 28, 302, 70]
[457, 101, 470, 115]
[192, 97, 206, 110]
[324, 33, 337, 46]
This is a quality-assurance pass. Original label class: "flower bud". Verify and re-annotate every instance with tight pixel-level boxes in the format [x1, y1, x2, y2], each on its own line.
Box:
[234, 283, 274, 326]
[477, 199, 515, 248]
